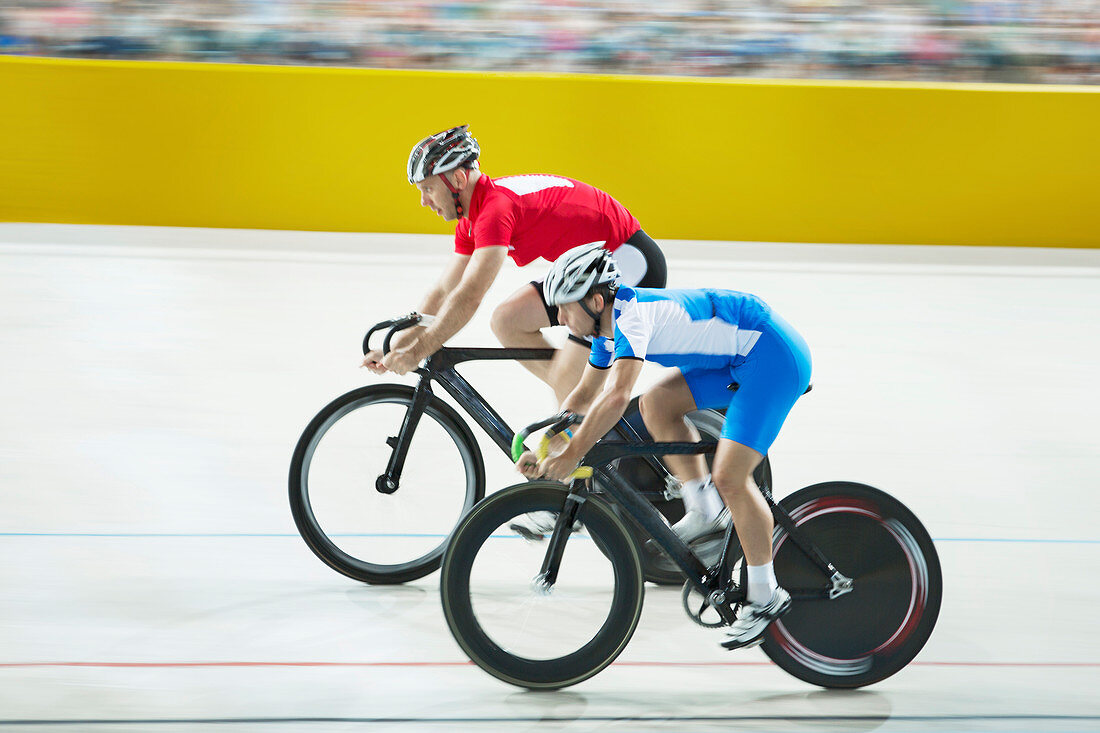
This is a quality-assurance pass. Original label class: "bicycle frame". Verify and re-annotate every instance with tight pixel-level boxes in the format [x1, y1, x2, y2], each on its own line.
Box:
[370, 335, 676, 494]
[548, 441, 853, 622]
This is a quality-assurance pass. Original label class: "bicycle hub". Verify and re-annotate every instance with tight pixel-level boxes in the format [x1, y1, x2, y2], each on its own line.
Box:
[376, 474, 399, 494]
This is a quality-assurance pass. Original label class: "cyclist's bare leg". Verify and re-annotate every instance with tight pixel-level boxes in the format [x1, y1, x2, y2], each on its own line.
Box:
[711, 439, 772, 566]
[712, 438, 791, 645]
[546, 340, 590, 405]
[638, 372, 707, 482]
[491, 284, 587, 403]
[491, 283, 553, 375]
[637, 372, 730, 545]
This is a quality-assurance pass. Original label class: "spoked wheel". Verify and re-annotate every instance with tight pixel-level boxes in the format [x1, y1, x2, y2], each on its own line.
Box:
[440, 482, 644, 690]
[289, 384, 485, 584]
[763, 482, 942, 688]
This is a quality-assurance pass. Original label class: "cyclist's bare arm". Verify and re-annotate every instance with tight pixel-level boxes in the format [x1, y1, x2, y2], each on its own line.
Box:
[530, 358, 643, 479]
[560, 363, 610, 416]
[386, 245, 509, 367]
[568, 359, 643, 453]
[517, 363, 609, 477]
[557, 359, 643, 460]
[420, 252, 472, 317]
[362, 253, 471, 373]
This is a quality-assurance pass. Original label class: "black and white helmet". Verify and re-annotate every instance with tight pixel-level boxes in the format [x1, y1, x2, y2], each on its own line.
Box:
[407, 125, 480, 184]
[543, 243, 622, 306]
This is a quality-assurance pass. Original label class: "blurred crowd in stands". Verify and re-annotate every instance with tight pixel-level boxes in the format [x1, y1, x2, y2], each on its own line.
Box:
[2, 0, 1098, 85]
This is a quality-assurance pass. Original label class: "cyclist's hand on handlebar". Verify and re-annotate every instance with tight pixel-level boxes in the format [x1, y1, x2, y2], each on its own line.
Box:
[360, 349, 388, 374]
[515, 450, 540, 479]
[382, 345, 421, 376]
[538, 447, 582, 483]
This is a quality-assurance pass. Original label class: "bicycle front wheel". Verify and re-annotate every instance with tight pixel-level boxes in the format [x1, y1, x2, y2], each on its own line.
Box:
[763, 481, 942, 688]
[289, 384, 485, 584]
[441, 482, 644, 690]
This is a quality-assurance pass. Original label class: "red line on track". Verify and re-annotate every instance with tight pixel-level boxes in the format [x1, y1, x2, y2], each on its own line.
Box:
[0, 661, 1095, 669]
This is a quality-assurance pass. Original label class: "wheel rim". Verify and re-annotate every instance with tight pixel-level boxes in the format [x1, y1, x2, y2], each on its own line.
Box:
[299, 395, 478, 574]
[466, 502, 624, 660]
[443, 486, 644, 688]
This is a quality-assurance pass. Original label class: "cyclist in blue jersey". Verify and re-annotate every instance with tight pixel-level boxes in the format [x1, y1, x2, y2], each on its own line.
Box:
[515, 243, 813, 650]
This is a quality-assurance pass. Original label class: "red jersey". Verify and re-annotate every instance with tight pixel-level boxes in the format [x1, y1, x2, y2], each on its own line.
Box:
[454, 174, 641, 266]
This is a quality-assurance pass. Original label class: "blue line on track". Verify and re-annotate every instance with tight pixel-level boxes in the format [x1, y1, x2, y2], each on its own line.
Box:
[0, 533, 1097, 543]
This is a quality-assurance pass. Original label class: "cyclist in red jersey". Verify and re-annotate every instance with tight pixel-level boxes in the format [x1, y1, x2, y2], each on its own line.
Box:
[362, 125, 667, 404]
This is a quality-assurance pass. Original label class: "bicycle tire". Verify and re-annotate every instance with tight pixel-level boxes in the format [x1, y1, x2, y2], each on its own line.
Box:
[289, 384, 485, 585]
[441, 481, 644, 690]
[762, 481, 942, 688]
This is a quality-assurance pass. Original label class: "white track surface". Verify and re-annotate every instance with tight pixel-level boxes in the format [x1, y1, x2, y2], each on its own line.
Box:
[1, 224, 1098, 732]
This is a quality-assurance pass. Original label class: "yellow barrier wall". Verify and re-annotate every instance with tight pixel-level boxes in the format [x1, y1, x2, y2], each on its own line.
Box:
[2, 56, 1098, 246]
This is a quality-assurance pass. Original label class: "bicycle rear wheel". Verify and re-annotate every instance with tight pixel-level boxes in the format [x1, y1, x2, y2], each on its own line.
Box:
[289, 384, 485, 584]
[762, 481, 942, 688]
[440, 482, 644, 690]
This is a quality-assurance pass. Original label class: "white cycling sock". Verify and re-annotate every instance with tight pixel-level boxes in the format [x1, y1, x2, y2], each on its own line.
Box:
[679, 475, 709, 515]
[746, 562, 778, 605]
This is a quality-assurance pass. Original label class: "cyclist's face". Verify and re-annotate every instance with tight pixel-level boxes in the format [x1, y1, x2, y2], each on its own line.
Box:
[557, 296, 601, 337]
[416, 175, 457, 221]
[557, 301, 582, 336]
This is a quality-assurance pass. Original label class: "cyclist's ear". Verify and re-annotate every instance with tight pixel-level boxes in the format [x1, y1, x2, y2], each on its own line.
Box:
[449, 168, 470, 191]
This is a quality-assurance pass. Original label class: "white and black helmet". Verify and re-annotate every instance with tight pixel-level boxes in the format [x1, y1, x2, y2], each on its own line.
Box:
[543, 243, 622, 306]
[407, 125, 480, 185]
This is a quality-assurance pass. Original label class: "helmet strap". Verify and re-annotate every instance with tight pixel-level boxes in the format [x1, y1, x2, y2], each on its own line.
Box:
[577, 295, 604, 338]
[438, 171, 465, 218]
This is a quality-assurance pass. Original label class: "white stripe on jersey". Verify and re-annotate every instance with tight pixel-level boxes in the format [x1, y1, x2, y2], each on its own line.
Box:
[617, 298, 761, 364]
[495, 175, 574, 196]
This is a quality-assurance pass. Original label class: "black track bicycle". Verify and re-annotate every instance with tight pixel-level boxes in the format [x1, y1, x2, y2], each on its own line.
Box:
[289, 313, 771, 585]
[440, 412, 942, 690]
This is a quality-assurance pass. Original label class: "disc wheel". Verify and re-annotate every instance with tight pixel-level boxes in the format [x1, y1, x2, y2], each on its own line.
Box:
[762, 481, 942, 688]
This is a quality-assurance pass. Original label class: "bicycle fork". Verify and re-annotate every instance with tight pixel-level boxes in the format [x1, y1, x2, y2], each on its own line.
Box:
[376, 379, 434, 494]
[532, 485, 588, 594]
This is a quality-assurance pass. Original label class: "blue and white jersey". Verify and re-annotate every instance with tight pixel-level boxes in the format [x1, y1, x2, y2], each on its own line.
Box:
[590, 287, 772, 371]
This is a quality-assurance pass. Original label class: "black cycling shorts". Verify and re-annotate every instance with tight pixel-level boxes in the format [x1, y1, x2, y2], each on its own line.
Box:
[531, 230, 666, 339]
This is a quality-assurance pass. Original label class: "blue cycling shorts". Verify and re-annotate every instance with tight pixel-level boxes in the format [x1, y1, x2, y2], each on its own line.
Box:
[681, 312, 812, 455]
